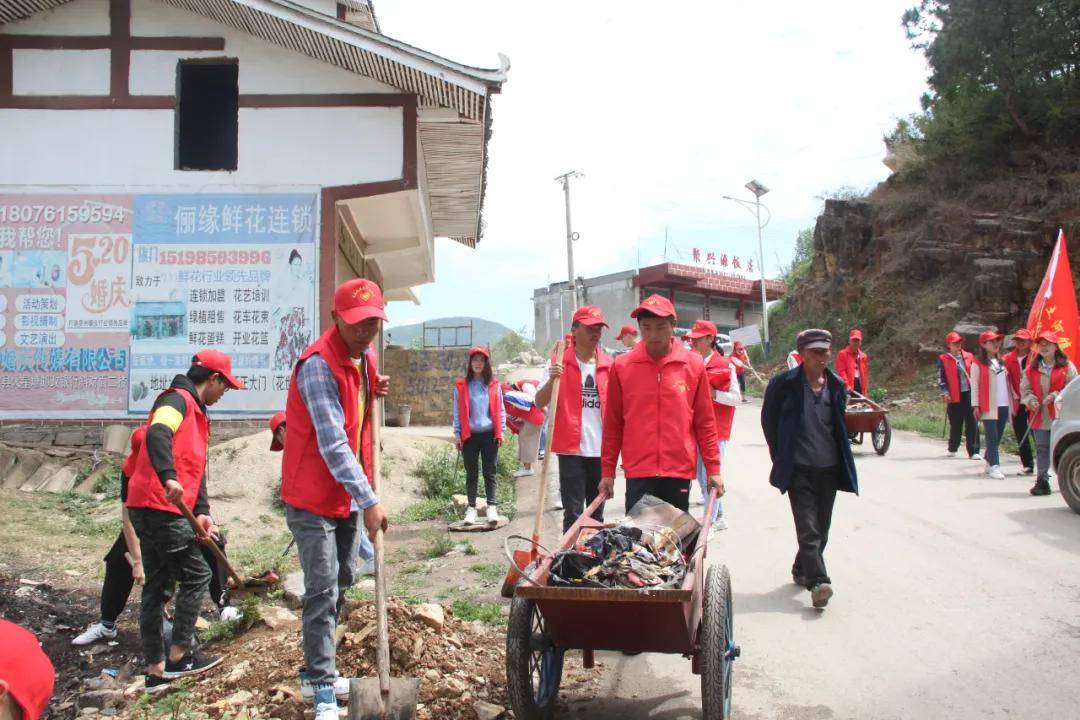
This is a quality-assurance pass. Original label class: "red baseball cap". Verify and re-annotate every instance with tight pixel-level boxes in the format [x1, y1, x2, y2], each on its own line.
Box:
[1037, 330, 1061, 344]
[192, 349, 245, 389]
[945, 331, 963, 345]
[334, 278, 388, 325]
[849, 329, 863, 341]
[631, 294, 677, 320]
[615, 324, 637, 340]
[686, 320, 718, 340]
[0, 620, 54, 720]
[1014, 328, 1033, 341]
[469, 346, 490, 359]
[978, 330, 1004, 345]
[571, 305, 608, 327]
[269, 411, 286, 451]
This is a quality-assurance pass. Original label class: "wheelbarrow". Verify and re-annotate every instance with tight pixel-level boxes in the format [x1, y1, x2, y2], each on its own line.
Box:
[504, 490, 738, 720]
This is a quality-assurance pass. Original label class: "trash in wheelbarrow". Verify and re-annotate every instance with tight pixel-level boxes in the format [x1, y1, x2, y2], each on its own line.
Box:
[622, 493, 702, 551]
[549, 496, 695, 589]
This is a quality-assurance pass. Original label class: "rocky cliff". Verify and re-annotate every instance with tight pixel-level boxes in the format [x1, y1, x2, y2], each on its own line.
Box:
[776, 168, 1080, 384]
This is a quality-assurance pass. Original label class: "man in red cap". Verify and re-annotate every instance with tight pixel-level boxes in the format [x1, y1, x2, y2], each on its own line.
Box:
[937, 331, 981, 459]
[125, 349, 245, 689]
[614, 324, 638, 355]
[835, 329, 869, 396]
[537, 305, 613, 531]
[0, 619, 54, 720]
[269, 411, 286, 452]
[599, 295, 723, 514]
[1003, 329, 1035, 474]
[280, 278, 390, 718]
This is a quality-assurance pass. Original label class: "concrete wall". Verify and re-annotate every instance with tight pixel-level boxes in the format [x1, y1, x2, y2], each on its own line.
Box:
[533, 270, 638, 353]
[0, 0, 405, 188]
[382, 345, 470, 426]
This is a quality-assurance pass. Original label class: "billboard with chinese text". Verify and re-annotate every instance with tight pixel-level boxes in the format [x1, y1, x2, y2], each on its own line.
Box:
[0, 191, 318, 418]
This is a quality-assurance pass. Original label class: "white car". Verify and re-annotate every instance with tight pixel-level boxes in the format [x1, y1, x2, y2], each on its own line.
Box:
[1049, 377, 1080, 514]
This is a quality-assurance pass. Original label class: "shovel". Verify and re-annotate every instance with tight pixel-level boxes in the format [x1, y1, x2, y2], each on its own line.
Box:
[172, 498, 278, 593]
[501, 340, 564, 598]
[350, 396, 418, 720]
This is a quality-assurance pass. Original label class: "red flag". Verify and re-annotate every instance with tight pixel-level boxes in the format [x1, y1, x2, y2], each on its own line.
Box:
[1028, 229, 1080, 364]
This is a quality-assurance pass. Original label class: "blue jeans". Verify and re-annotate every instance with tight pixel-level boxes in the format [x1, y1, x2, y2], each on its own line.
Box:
[981, 406, 1009, 467]
[696, 441, 727, 523]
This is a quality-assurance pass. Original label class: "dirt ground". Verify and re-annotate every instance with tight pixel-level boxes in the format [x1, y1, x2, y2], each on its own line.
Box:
[0, 424, 608, 719]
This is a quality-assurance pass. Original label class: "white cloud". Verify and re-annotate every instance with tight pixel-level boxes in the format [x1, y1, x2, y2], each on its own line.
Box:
[380, 0, 930, 334]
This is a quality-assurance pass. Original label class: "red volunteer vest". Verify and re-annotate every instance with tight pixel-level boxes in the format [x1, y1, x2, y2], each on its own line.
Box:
[835, 346, 869, 392]
[704, 353, 736, 442]
[732, 349, 748, 376]
[121, 426, 147, 478]
[972, 359, 993, 415]
[940, 351, 974, 403]
[455, 377, 504, 442]
[1025, 361, 1070, 429]
[281, 327, 378, 519]
[551, 344, 612, 456]
[125, 389, 208, 515]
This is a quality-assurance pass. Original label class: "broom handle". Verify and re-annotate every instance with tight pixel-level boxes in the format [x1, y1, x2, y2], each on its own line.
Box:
[371, 396, 391, 696]
[532, 341, 565, 548]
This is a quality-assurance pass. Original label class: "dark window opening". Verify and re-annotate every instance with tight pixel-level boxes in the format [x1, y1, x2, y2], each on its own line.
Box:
[176, 61, 238, 171]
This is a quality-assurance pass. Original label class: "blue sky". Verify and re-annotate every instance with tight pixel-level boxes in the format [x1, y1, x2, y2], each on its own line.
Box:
[378, 1, 931, 337]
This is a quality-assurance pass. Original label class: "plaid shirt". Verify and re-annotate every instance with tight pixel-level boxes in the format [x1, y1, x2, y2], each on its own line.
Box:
[296, 354, 378, 511]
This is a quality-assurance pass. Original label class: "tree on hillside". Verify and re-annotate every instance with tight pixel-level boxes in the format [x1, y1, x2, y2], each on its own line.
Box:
[899, 0, 1080, 171]
[492, 327, 534, 366]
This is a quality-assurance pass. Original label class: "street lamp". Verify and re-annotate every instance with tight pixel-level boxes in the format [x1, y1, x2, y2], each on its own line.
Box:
[722, 179, 772, 357]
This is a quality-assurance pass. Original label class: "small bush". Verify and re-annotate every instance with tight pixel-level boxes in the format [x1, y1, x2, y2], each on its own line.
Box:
[199, 595, 261, 644]
[421, 531, 456, 559]
[415, 448, 461, 500]
[91, 463, 123, 500]
[451, 598, 504, 626]
[392, 498, 447, 523]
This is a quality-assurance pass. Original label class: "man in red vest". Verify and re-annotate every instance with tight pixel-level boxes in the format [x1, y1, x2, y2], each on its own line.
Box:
[1003, 329, 1035, 474]
[125, 350, 244, 690]
[614, 324, 638, 354]
[536, 305, 612, 532]
[280, 278, 390, 718]
[835, 329, 869, 396]
[937, 331, 981, 459]
[599, 295, 723, 513]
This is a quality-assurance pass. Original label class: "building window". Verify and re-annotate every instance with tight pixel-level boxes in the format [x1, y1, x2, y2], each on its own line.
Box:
[176, 61, 238, 171]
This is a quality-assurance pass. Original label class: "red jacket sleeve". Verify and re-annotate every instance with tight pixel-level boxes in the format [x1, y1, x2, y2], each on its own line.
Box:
[835, 349, 852, 387]
[692, 365, 721, 476]
[601, 363, 626, 478]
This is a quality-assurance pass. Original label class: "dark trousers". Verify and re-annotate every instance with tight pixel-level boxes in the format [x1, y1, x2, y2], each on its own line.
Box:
[129, 508, 212, 665]
[100, 531, 229, 624]
[788, 465, 839, 589]
[947, 391, 981, 456]
[1012, 409, 1035, 471]
[853, 377, 864, 396]
[625, 477, 692, 514]
[737, 374, 746, 395]
[462, 430, 498, 506]
[557, 455, 604, 533]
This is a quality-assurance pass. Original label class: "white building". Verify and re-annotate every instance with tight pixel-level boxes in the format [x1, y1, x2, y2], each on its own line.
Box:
[0, 0, 506, 418]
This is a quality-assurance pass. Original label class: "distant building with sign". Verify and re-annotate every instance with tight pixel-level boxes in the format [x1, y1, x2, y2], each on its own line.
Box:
[0, 0, 505, 418]
[532, 263, 786, 353]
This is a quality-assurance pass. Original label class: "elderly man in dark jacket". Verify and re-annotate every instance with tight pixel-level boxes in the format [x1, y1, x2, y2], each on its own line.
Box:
[761, 329, 858, 609]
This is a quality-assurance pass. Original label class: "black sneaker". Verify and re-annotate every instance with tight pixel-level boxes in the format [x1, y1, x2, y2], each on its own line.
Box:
[144, 674, 173, 694]
[163, 652, 222, 679]
[1030, 481, 1051, 496]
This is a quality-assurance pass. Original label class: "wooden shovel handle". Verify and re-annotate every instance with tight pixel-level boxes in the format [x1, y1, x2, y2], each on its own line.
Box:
[173, 498, 245, 590]
[532, 340, 565, 544]
[370, 396, 391, 696]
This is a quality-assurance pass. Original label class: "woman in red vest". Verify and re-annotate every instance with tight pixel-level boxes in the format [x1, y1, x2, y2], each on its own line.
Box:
[686, 320, 738, 532]
[937, 331, 981, 459]
[969, 331, 1009, 479]
[1003, 329, 1035, 474]
[835, 329, 869, 395]
[731, 341, 750, 401]
[1020, 330, 1078, 496]
[453, 347, 504, 526]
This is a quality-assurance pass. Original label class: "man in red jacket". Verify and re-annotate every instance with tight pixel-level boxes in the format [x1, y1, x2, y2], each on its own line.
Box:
[1003, 328, 1035, 474]
[599, 295, 723, 512]
[126, 349, 244, 689]
[536, 305, 612, 531]
[835, 329, 869, 396]
[281, 278, 390, 719]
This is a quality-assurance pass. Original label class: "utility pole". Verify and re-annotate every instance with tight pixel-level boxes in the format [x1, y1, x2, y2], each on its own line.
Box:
[555, 171, 582, 311]
[723, 179, 772, 357]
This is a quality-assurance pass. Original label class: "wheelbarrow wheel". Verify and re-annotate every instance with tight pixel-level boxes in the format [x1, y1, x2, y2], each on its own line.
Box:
[506, 596, 564, 720]
[872, 417, 891, 455]
[701, 564, 735, 720]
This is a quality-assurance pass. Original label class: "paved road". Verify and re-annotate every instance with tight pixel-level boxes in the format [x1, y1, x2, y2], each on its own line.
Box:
[553, 400, 1080, 719]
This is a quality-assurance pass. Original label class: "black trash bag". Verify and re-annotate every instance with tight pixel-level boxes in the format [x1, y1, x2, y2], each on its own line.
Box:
[549, 551, 607, 588]
[583, 528, 636, 558]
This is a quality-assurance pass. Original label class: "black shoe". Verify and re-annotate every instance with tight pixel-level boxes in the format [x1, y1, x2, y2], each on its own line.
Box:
[1030, 481, 1051, 496]
[144, 674, 173, 694]
[163, 652, 222, 679]
[1023, 467, 1035, 475]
